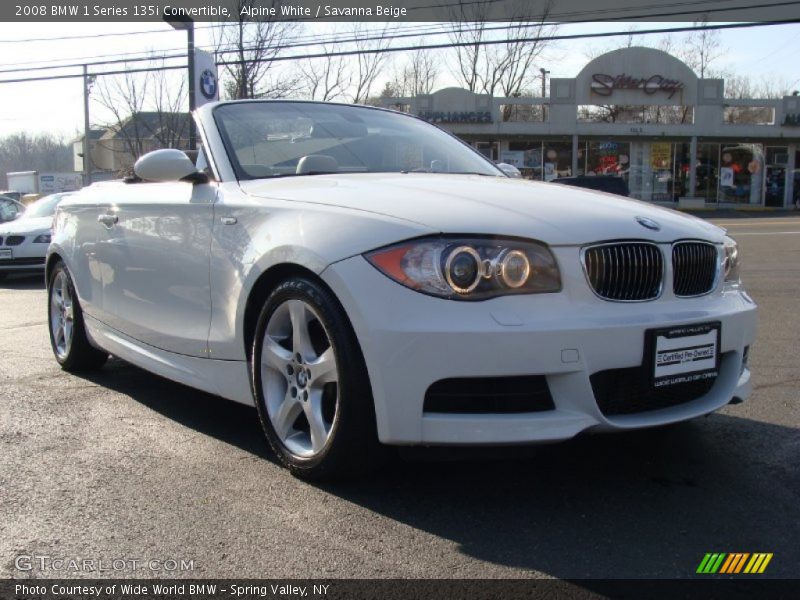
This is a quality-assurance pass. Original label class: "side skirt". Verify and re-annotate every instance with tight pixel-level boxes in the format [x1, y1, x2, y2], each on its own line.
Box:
[84, 314, 254, 406]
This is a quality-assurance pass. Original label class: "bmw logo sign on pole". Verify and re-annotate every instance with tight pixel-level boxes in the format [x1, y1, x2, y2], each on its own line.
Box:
[200, 69, 218, 101]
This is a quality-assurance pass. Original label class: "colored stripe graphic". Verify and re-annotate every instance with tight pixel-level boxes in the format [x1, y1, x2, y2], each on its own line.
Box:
[744, 553, 774, 574]
[720, 553, 750, 574]
[699, 552, 773, 574]
[697, 553, 727, 574]
[733, 553, 750, 573]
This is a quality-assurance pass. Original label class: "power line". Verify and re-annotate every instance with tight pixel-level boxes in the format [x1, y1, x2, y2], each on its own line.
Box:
[0, 0, 795, 64]
[219, 20, 800, 67]
[2, 0, 798, 76]
[0, 22, 461, 73]
[0, 22, 225, 44]
[0, 20, 796, 86]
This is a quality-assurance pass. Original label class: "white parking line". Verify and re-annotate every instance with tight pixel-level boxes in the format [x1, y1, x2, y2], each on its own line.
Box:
[730, 231, 800, 236]
[713, 221, 800, 227]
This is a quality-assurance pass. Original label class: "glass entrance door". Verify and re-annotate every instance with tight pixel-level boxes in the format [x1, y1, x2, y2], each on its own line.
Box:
[765, 146, 788, 207]
[628, 141, 653, 201]
[475, 142, 498, 161]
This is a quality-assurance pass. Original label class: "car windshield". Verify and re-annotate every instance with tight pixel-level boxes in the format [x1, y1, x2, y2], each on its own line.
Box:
[214, 102, 502, 180]
[23, 194, 68, 218]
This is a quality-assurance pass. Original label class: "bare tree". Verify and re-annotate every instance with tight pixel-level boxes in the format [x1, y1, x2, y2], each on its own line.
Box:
[0, 133, 72, 187]
[214, 0, 301, 99]
[299, 38, 351, 102]
[679, 17, 723, 78]
[350, 24, 393, 103]
[93, 65, 151, 162]
[92, 59, 189, 171]
[389, 46, 440, 97]
[448, 0, 557, 115]
[404, 46, 440, 96]
[448, 1, 488, 92]
[149, 67, 189, 148]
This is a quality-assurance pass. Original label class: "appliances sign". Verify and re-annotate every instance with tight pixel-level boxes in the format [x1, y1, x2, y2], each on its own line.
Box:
[418, 111, 493, 124]
[591, 74, 684, 99]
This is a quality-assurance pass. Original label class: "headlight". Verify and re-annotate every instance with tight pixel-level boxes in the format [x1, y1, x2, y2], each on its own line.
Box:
[33, 233, 51, 244]
[723, 235, 740, 283]
[365, 236, 561, 300]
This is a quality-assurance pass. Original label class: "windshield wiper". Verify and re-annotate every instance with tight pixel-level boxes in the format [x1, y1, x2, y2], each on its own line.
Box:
[446, 171, 499, 177]
[248, 172, 337, 179]
[401, 170, 498, 176]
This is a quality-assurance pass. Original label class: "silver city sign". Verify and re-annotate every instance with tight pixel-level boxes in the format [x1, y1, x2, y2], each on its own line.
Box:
[591, 74, 685, 99]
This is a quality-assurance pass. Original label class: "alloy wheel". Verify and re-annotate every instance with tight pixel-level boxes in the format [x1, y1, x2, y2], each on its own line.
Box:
[260, 299, 339, 458]
[50, 270, 74, 360]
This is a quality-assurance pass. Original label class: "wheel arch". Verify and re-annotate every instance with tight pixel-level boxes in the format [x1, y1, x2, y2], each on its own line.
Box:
[45, 251, 63, 284]
[242, 263, 351, 361]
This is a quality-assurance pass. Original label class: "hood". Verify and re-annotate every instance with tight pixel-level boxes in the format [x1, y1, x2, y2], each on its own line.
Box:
[241, 174, 724, 246]
[1, 216, 52, 235]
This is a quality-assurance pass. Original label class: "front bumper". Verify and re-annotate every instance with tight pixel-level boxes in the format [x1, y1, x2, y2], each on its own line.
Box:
[322, 253, 757, 445]
[0, 238, 47, 272]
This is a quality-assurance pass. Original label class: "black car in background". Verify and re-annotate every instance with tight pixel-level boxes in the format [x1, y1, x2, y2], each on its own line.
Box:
[553, 175, 630, 197]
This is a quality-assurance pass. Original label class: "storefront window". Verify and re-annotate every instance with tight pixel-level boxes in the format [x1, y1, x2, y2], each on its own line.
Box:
[544, 142, 572, 181]
[584, 141, 631, 177]
[475, 141, 499, 161]
[670, 143, 691, 201]
[794, 150, 800, 209]
[718, 144, 763, 204]
[695, 143, 719, 202]
[507, 141, 543, 180]
[764, 147, 788, 207]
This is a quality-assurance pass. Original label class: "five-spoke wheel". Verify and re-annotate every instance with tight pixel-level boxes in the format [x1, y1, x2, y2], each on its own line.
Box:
[47, 261, 108, 371]
[261, 299, 339, 457]
[49, 270, 74, 360]
[251, 277, 383, 480]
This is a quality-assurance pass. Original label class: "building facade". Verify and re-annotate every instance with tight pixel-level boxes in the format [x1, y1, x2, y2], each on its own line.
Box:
[73, 112, 191, 177]
[380, 47, 800, 208]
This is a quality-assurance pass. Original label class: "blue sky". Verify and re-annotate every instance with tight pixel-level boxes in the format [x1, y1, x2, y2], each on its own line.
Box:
[0, 21, 797, 139]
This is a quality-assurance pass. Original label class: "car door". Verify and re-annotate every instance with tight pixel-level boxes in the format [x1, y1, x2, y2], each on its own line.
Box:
[95, 180, 216, 357]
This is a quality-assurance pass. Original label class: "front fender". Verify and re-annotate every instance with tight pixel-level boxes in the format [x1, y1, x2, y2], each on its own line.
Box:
[207, 194, 434, 360]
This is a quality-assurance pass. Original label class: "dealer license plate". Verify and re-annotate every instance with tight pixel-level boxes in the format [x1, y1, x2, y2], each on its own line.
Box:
[649, 322, 721, 388]
[0, 248, 12, 260]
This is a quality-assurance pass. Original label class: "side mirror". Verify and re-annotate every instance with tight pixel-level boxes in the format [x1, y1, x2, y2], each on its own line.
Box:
[496, 162, 522, 178]
[134, 149, 205, 183]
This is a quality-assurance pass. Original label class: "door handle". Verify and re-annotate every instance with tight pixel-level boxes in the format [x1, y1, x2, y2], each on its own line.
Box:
[97, 214, 118, 227]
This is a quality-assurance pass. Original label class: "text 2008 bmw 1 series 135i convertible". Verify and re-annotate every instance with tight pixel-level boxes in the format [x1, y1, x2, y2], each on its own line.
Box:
[46, 100, 756, 480]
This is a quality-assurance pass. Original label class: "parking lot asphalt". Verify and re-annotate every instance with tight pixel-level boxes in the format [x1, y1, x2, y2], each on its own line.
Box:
[0, 215, 798, 581]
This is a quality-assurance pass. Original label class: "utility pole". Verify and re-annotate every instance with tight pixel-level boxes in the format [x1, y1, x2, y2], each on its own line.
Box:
[187, 22, 196, 151]
[82, 64, 93, 187]
[165, 15, 196, 151]
[540, 67, 550, 123]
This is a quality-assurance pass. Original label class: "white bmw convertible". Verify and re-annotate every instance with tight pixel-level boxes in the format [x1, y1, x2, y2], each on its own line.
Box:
[47, 100, 756, 479]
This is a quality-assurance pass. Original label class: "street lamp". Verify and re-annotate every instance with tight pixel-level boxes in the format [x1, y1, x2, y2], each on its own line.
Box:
[540, 67, 550, 123]
[164, 15, 196, 151]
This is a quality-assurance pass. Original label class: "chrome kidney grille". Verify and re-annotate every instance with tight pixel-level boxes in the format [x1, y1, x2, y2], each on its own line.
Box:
[582, 242, 663, 301]
[672, 241, 718, 297]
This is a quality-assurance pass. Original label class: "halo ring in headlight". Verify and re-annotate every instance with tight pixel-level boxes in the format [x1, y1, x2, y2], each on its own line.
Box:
[499, 249, 531, 288]
[444, 246, 482, 294]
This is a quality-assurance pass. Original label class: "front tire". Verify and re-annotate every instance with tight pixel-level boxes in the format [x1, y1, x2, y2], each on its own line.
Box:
[47, 261, 108, 371]
[251, 277, 383, 480]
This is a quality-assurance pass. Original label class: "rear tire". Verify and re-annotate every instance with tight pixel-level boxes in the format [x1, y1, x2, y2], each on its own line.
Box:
[47, 260, 108, 371]
[251, 277, 384, 480]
